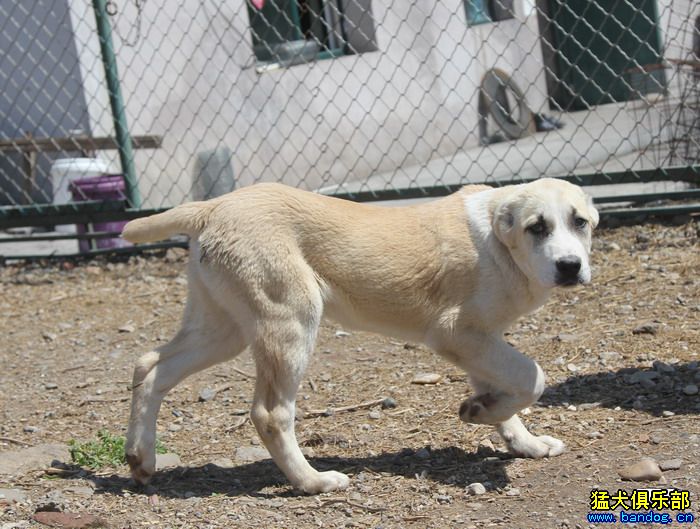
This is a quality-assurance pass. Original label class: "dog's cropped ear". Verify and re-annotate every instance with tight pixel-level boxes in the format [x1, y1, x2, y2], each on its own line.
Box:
[492, 198, 518, 248]
[586, 195, 599, 229]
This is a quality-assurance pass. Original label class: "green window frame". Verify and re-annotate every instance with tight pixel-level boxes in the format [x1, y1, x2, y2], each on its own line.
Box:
[247, 0, 347, 64]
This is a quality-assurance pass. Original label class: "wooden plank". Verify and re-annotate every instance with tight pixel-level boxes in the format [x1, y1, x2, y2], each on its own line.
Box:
[0, 135, 162, 152]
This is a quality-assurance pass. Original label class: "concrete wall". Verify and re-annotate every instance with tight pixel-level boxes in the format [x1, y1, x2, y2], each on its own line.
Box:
[68, 0, 550, 207]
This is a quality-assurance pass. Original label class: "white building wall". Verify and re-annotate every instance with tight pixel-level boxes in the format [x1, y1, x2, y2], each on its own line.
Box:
[68, 0, 551, 207]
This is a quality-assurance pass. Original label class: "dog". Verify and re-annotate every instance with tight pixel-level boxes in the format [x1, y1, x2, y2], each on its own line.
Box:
[121, 178, 598, 494]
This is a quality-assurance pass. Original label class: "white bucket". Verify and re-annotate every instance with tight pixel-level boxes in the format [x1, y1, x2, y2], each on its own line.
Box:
[51, 158, 112, 205]
[50, 158, 112, 234]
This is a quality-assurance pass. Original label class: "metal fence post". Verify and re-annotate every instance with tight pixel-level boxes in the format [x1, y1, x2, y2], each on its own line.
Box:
[92, 0, 141, 208]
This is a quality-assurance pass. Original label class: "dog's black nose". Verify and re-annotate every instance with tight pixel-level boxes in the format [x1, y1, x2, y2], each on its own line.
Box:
[556, 255, 581, 277]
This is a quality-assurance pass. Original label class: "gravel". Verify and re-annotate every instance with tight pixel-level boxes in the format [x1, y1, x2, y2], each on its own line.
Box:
[0, 221, 698, 528]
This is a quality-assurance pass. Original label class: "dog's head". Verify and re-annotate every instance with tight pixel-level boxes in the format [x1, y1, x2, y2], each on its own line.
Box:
[492, 178, 598, 289]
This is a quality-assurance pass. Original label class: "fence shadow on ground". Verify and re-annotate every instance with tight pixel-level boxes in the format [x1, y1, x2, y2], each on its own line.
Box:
[540, 362, 700, 417]
[69, 446, 511, 499]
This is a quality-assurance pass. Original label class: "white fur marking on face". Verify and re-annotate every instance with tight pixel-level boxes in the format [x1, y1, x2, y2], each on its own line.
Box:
[524, 197, 592, 288]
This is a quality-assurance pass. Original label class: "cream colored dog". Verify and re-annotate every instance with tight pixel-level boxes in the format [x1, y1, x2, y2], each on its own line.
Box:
[121, 178, 598, 494]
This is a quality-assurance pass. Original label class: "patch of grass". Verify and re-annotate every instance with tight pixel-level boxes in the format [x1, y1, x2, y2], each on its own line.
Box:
[68, 430, 169, 470]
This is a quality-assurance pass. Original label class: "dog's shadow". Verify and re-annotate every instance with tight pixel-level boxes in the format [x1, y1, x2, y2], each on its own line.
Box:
[66, 364, 698, 498]
[541, 362, 700, 416]
[71, 446, 511, 499]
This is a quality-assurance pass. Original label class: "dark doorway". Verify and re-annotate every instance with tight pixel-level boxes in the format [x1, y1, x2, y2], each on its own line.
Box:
[538, 0, 666, 111]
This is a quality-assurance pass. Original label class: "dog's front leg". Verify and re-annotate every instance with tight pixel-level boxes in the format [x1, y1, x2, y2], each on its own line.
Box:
[496, 414, 565, 458]
[447, 334, 565, 458]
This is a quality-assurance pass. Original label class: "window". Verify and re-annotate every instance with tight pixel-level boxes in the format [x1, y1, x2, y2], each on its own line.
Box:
[247, 0, 377, 65]
[465, 0, 515, 25]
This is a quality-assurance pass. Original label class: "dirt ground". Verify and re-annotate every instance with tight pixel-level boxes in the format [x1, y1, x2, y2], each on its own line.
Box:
[1, 220, 699, 529]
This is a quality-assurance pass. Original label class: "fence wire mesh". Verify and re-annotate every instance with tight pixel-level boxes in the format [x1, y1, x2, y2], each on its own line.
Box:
[0, 0, 699, 226]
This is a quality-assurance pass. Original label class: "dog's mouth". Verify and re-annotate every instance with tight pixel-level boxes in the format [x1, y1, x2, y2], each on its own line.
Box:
[555, 275, 584, 287]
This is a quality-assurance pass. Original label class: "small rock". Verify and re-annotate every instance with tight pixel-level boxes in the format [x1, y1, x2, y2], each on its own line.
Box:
[210, 457, 235, 468]
[566, 363, 578, 373]
[118, 323, 135, 333]
[682, 384, 699, 396]
[658, 458, 682, 471]
[167, 424, 182, 432]
[555, 333, 578, 342]
[334, 330, 350, 338]
[0, 488, 27, 504]
[381, 397, 397, 409]
[587, 431, 603, 439]
[633, 323, 659, 335]
[477, 438, 495, 452]
[41, 332, 57, 342]
[599, 351, 622, 363]
[435, 494, 452, 504]
[33, 511, 104, 529]
[23, 426, 39, 433]
[466, 482, 486, 495]
[62, 486, 94, 498]
[616, 305, 634, 315]
[35, 490, 67, 513]
[0, 444, 70, 476]
[505, 488, 521, 496]
[640, 378, 657, 389]
[368, 410, 381, 420]
[234, 446, 270, 463]
[653, 360, 675, 373]
[198, 387, 217, 402]
[44, 383, 58, 390]
[411, 373, 442, 385]
[415, 447, 431, 459]
[618, 458, 662, 481]
[649, 433, 663, 444]
[662, 410, 675, 417]
[607, 242, 621, 251]
[628, 370, 659, 384]
[155, 453, 181, 470]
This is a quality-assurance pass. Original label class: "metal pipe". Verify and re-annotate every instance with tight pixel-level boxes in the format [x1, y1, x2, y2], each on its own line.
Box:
[92, 0, 141, 208]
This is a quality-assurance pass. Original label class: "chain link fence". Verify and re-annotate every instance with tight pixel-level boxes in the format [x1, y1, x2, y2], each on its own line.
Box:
[0, 0, 699, 255]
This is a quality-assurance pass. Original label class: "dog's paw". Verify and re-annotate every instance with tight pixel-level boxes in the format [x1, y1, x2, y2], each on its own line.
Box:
[126, 451, 155, 485]
[506, 434, 565, 459]
[299, 471, 350, 494]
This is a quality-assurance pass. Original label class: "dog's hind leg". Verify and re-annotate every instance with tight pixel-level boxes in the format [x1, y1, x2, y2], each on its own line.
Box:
[249, 287, 350, 494]
[125, 279, 247, 485]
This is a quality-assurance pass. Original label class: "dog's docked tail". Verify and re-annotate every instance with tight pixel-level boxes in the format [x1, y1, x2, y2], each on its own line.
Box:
[122, 201, 212, 243]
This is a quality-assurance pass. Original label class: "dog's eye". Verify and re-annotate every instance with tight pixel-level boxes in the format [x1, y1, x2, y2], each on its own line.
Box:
[574, 217, 588, 229]
[527, 220, 547, 235]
